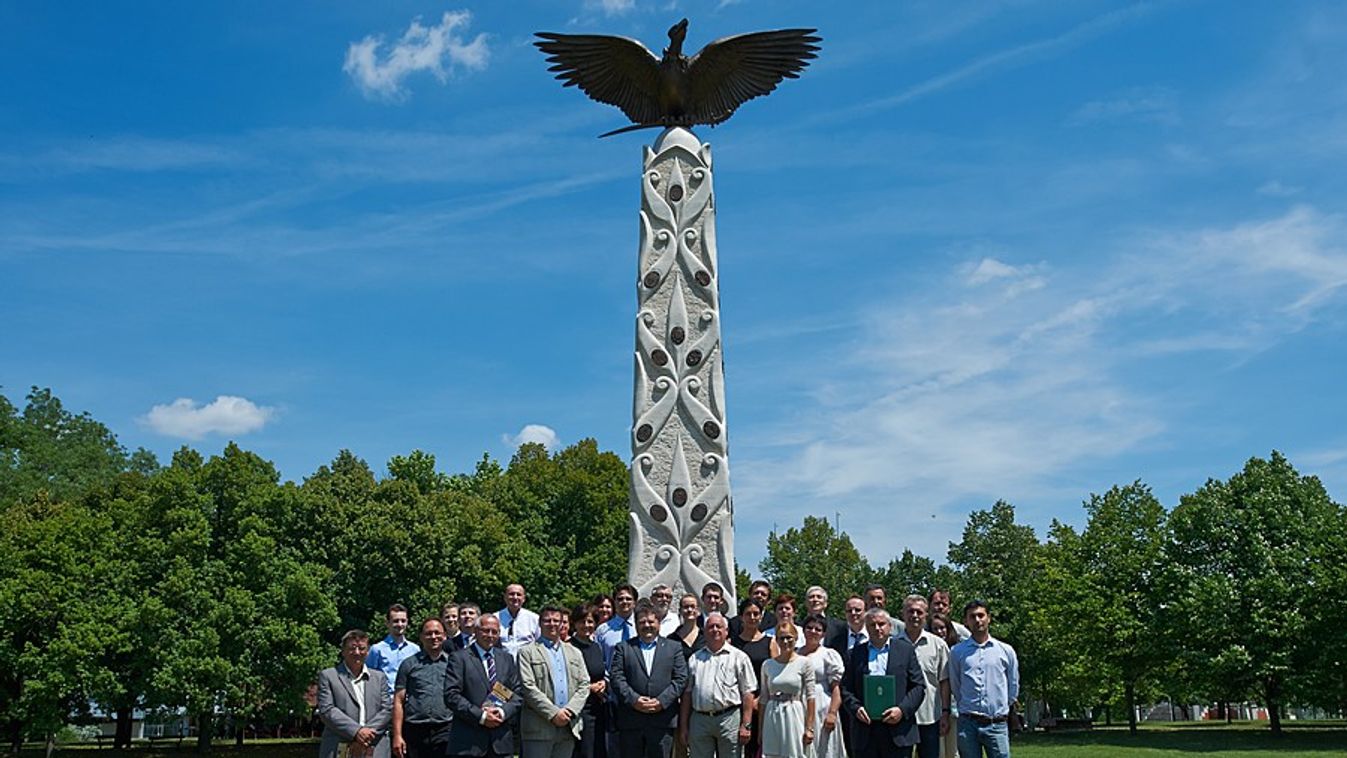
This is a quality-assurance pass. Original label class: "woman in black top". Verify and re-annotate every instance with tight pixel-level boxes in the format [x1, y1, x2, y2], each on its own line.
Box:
[667, 592, 706, 660]
[570, 603, 609, 758]
[731, 598, 772, 758]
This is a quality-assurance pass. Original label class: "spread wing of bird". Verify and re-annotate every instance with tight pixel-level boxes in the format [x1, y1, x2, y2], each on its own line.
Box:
[534, 33, 665, 125]
[685, 29, 821, 125]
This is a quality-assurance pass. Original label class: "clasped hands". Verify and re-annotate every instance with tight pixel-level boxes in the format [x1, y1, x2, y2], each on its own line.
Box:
[482, 705, 507, 728]
[634, 696, 663, 714]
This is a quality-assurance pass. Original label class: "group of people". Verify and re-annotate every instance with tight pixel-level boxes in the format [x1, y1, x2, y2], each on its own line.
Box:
[315, 580, 1019, 758]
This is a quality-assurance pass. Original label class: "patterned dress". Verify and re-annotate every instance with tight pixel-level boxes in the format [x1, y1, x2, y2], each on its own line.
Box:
[804, 646, 846, 758]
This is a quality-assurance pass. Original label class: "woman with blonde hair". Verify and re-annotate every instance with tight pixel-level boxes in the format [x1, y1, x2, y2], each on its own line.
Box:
[757, 623, 816, 758]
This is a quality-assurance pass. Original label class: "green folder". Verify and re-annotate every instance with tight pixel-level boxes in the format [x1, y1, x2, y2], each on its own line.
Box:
[863, 674, 896, 719]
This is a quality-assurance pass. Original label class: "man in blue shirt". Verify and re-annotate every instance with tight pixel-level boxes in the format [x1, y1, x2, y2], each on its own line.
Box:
[596, 583, 639, 667]
[949, 601, 1019, 758]
[367, 604, 421, 698]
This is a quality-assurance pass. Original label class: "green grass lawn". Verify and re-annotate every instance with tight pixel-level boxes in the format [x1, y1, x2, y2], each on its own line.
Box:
[30, 723, 1347, 756]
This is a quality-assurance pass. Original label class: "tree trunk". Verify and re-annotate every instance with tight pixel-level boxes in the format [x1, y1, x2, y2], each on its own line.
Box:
[6, 718, 23, 756]
[44, 733, 54, 758]
[1126, 681, 1138, 735]
[115, 705, 134, 749]
[1103, 703, 1111, 725]
[1266, 677, 1283, 736]
[235, 719, 244, 746]
[196, 711, 213, 753]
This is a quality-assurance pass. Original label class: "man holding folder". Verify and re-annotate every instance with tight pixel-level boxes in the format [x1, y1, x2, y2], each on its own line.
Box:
[841, 608, 926, 758]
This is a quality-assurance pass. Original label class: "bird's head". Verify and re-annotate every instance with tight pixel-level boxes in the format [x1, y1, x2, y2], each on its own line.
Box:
[666, 18, 689, 53]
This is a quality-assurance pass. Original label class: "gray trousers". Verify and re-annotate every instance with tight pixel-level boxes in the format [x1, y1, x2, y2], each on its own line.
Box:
[523, 737, 576, 758]
[688, 708, 742, 758]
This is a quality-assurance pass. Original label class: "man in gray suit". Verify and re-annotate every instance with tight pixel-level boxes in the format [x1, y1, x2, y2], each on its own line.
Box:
[518, 605, 592, 758]
[445, 614, 524, 758]
[318, 629, 393, 758]
[610, 602, 689, 758]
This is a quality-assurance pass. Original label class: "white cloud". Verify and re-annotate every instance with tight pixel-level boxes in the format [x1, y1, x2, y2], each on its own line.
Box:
[1257, 180, 1302, 197]
[503, 424, 560, 450]
[141, 396, 276, 440]
[732, 206, 1347, 564]
[588, 0, 635, 15]
[1067, 87, 1180, 127]
[344, 11, 489, 102]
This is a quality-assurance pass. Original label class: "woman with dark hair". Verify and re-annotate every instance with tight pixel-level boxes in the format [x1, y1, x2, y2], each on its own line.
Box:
[732, 598, 772, 758]
[668, 592, 705, 660]
[570, 604, 609, 758]
[928, 612, 960, 758]
[799, 614, 845, 758]
[590, 594, 614, 626]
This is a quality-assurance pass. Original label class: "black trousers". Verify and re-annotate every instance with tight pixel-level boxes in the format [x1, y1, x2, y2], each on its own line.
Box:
[915, 722, 941, 758]
[618, 727, 674, 758]
[404, 721, 452, 758]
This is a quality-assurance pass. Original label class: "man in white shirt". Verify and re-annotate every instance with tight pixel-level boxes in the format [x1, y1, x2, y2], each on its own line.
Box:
[678, 613, 756, 758]
[650, 584, 681, 636]
[901, 595, 951, 758]
[498, 583, 542, 660]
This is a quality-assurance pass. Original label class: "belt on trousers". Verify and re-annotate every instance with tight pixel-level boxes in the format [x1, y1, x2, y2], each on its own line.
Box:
[960, 713, 1009, 725]
[694, 704, 739, 717]
[765, 693, 800, 702]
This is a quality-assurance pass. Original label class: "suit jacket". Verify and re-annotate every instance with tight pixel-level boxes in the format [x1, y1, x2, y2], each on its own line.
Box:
[448, 632, 472, 652]
[823, 617, 850, 658]
[609, 636, 689, 731]
[317, 663, 392, 758]
[518, 639, 591, 741]
[445, 644, 524, 756]
[841, 640, 926, 750]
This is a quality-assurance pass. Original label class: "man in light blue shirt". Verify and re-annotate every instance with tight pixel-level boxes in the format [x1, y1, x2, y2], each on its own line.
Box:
[949, 601, 1019, 758]
[367, 603, 421, 698]
[596, 583, 639, 667]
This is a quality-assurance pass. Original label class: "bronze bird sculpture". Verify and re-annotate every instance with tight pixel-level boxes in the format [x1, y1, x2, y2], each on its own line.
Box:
[534, 19, 821, 137]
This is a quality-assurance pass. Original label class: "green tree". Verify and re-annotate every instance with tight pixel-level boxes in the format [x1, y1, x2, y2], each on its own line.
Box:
[759, 516, 873, 614]
[1168, 452, 1340, 734]
[0, 386, 142, 506]
[1052, 482, 1170, 733]
[948, 501, 1060, 707]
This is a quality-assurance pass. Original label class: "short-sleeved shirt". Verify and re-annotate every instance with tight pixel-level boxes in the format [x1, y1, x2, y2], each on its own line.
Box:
[395, 650, 452, 725]
[903, 630, 950, 725]
[685, 644, 756, 712]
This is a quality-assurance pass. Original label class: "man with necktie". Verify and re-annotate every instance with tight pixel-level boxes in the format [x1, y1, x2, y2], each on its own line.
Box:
[445, 615, 523, 758]
[841, 608, 926, 758]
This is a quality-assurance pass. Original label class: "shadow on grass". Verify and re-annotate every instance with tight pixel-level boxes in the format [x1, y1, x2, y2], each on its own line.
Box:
[1019, 723, 1347, 753]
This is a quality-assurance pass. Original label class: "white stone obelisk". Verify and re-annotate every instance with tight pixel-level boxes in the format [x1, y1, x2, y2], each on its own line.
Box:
[627, 127, 736, 610]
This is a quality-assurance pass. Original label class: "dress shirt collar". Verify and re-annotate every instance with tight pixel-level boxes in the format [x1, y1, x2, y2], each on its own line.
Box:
[473, 643, 495, 659]
[638, 638, 658, 650]
[869, 639, 890, 653]
[541, 637, 561, 650]
[384, 634, 411, 649]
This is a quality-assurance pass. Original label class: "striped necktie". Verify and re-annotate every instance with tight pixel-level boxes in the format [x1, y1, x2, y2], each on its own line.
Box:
[485, 650, 497, 685]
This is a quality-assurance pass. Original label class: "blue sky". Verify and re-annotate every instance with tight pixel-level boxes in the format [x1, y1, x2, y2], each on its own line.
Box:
[4, 0, 1346, 571]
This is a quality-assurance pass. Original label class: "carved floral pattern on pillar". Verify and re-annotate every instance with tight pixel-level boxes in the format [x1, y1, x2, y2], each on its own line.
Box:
[628, 128, 736, 610]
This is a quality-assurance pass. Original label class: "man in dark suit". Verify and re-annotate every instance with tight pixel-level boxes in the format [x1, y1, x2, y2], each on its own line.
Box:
[445, 614, 523, 757]
[841, 608, 927, 758]
[610, 602, 689, 758]
[805, 585, 850, 657]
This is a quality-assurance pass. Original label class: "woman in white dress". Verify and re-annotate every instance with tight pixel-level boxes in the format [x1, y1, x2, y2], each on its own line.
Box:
[799, 614, 845, 758]
[757, 623, 816, 758]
